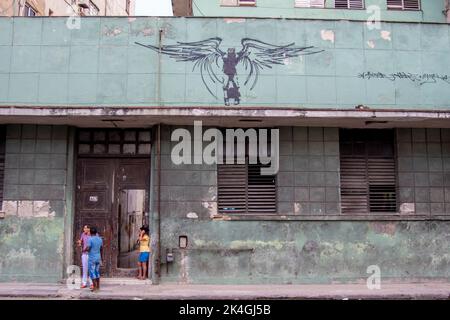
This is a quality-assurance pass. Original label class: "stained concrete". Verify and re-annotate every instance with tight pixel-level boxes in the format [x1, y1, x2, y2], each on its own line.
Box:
[1, 282, 450, 300]
[0, 124, 68, 283]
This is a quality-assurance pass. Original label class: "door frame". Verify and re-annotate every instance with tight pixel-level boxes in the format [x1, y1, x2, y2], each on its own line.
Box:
[73, 128, 152, 278]
[111, 158, 151, 277]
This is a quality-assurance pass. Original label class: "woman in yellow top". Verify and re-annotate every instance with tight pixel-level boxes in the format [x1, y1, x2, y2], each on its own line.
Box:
[137, 226, 151, 280]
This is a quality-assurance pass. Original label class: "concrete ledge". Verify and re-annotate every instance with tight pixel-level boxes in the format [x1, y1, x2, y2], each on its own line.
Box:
[1, 282, 450, 300]
[0, 106, 449, 128]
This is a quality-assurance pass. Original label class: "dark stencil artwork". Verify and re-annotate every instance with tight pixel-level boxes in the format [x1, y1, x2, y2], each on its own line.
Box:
[136, 38, 323, 105]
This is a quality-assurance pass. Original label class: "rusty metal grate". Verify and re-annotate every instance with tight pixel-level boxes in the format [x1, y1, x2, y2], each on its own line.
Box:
[218, 160, 277, 215]
[339, 129, 397, 214]
[77, 128, 151, 157]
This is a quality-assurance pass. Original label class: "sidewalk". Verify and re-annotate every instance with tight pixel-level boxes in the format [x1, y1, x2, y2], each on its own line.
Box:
[1, 280, 450, 300]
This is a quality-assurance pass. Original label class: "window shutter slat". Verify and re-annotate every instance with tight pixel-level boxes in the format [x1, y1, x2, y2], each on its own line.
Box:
[218, 164, 247, 213]
[339, 129, 397, 214]
[387, 0, 420, 10]
[335, 0, 363, 9]
[218, 162, 277, 214]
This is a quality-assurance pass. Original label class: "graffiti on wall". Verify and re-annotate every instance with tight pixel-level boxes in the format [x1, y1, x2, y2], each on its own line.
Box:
[358, 72, 450, 85]
[136, 38, 323, 106]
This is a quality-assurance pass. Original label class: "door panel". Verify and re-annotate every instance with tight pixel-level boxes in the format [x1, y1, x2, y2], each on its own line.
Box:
[75, 158, 150, 277]
[75, 159, 113, 275]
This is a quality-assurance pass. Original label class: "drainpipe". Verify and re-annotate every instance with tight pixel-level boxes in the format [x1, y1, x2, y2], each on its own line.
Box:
[153, 29, 164, 284]
[156, 124, 162, 283]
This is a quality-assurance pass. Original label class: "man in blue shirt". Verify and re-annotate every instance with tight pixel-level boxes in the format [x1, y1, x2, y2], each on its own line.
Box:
[86, 226, 103, 291]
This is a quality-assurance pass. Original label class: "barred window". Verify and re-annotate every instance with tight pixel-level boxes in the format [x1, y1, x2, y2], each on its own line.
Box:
[339, 129, 397, 214]
[335, 0, 364, 9]
[77, 129, 151, 156]
[387, 0, 420, 10]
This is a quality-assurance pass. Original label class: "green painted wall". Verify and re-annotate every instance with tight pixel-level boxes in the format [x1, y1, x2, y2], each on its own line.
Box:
[193, 0, 447, 23]
[158, 125, 450, 284]
[0, 125, 68, 283]
[161, 220, 450, 284]
[0, 17, 449, 110]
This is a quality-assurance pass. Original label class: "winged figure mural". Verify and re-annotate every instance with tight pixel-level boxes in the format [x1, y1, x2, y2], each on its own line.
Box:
[136, 38, 323, 106]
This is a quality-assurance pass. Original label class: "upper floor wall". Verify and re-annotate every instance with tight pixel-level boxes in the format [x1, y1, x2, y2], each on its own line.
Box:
[193, 0, 450, 23]
[0, 17, 449, 111]
[0, 0, 135, 17]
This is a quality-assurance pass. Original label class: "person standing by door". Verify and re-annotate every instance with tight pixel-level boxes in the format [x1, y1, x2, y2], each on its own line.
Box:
[137, 226, 151, 280]
[77, 225, 91, 289]
[87, 226, 103, 291]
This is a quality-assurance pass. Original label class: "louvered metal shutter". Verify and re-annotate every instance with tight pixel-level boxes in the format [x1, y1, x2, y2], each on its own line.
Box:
[218, 161, 277, 214]
[218, 164, 247, 214]
[295, 0, 325, 8]
[335, 0, 364, 9]
[0, 126, 5, 208]
[387, 0, 420, 10]
[247, 164, 277, 213]
[339, 129, 397, 214]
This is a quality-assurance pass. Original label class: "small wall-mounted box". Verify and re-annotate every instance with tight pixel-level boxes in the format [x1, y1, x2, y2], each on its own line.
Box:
[0, 211, 5, 219]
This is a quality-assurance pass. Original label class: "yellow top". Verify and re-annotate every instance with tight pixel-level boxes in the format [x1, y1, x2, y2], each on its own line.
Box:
[139, 234, 151, 253]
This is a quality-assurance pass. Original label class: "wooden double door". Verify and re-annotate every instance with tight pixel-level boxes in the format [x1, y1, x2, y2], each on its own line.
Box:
[74, 158, 150, 277]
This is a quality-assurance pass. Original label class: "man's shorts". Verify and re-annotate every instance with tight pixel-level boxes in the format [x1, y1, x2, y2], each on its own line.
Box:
[139, 252, 150, 263]
[89, 260, 101, 280]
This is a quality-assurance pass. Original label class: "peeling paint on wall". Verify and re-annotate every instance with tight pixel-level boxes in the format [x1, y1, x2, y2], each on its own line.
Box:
[381, 30, 392, 41]
[400, 203, 415, 214]
[224, 18, 246, 23]
[320, 30, 334, 43]
[187, 212, 198, 219]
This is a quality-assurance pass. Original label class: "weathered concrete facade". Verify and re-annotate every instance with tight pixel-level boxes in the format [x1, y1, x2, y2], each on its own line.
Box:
[0, 17, 450, 109]
[0, 0, 135, 17]
[0, 124, 68, 282]
[193, 0, 448, 23]
[157, 126, 450, 284]
[0, 16, 449, 284]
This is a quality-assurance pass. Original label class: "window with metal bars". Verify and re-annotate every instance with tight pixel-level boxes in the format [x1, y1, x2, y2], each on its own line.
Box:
[335, 0, 364, 9]
[23, 2, 37, 16]
[217, 136, 277, 215]
[0, 126, 5, 209]
[339, 129, 397, 214]
[387, 0, 420, 10]
[77, 129, 151, 156]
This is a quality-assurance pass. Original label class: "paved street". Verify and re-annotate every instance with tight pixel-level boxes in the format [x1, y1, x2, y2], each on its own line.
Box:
[1, 280, 450, 300]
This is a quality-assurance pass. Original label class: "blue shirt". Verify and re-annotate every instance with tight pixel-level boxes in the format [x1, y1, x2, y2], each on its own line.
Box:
[87, 235, 103, 262]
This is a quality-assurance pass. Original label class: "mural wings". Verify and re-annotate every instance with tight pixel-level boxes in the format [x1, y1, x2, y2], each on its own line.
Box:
[136, 37, 323, 105]
[238, 38, 323, 90]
